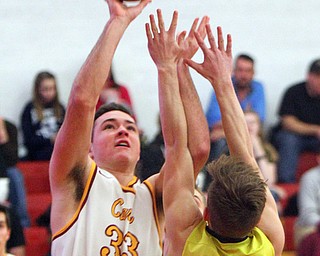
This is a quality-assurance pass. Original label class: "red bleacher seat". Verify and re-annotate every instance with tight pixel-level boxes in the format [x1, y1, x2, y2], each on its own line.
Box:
[24, 227, 51, 256]
[281, 216, 298, 251]
[295, 152, 318, 182]
[17, 161, 50, 194]
[27, 193, 51, 226]
[278, 183, 299, 211]
[17, 161, 52, 255]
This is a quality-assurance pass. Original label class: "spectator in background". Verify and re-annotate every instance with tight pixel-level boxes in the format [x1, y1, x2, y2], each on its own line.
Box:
[272, 59, 320, 183]
[297, 222, 320, 256]
[136, 114, 164, 181]
[4, 206, 26, 256]
[0, 177, 26, 256]
[0, 117, 30, 227]
[0, 205, 13, 256]
[244, 111, 286, 215]
[21, 71, 65, 161]
[96, 67, 134, 114]
[203, 53, 266, 190]
[294, 150, 320, 249]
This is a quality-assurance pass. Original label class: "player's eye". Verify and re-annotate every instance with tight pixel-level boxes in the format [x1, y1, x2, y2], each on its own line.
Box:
[127, 125, 136, 132]
[105, 124, 114, 130]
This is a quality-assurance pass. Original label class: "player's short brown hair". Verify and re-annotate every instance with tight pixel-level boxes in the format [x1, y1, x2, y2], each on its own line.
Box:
[206, 155, 266, 238]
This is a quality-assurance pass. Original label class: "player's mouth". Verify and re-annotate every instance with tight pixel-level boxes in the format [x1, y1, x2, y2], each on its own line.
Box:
[115, 140, 130, 148]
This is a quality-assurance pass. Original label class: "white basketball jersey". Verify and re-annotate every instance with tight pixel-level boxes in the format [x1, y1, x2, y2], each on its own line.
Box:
[51, 162, 162, 256]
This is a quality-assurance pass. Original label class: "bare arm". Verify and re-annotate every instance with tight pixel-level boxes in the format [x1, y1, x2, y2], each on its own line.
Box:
[146, 10, 202, 255]
[282, 115, 320, 138]
[251, 136, 277, 185]
[50, 0, 151, 234]
[177, 17, 210, 176]
[185, 25, 284, 256]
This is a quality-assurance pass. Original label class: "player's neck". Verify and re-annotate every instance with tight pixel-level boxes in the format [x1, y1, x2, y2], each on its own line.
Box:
[112, 170, 136, 186]
[105, 164, 136, 186]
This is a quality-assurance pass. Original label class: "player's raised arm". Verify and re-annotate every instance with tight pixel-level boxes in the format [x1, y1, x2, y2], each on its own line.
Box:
[185, 25, 284, 256]
[177, 16, 210, 177]
[50, 0, 151, 234]
[146, 10, 201, 255]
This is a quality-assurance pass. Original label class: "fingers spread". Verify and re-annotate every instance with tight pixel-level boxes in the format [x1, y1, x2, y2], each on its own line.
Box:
[194, 31, 210, 56]
[217, 26, 225, 51]
[198, 16, 209, 39]
[188, 18, 199, 38]
[226, 34, 232, 57]
[149, 14, 159, 38]
[157, 9, 165, 33]
[206, 24, 217, 51]
[145, 23, 153, 41]
[177, 31, 187, 46]
[184, 58, 199, 72]
[168, 10, 178, 35]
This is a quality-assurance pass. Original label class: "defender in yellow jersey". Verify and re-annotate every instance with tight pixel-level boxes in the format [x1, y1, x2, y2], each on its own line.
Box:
[183, 220, 274, 256]
[152, 12, 285, 256]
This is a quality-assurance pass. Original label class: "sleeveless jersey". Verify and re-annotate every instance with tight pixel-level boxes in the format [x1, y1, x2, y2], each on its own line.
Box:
[182, 220, 274, 256]
[51, 162, 162, 256]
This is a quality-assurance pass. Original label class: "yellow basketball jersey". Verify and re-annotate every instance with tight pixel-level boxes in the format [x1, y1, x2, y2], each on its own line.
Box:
[182, 220, 274, 256]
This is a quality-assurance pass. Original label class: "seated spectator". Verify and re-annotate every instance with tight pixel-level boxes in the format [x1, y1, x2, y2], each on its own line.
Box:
[0, 174, 9, 208]
[0, 117, 30, 227]
[205, 53, 266, 161]
[21, 71, 65, 160]
[5, 206, 26, 256]
[136, 115, 164, 181]
[0, 182, 25, 256]
[294, 150, 320, 249]
[0, 205, 13, 256]
[204, 54, 266, 191]
[271, 59, 320, 183]
[244, 111, 286, 214]
[297, 222, 320, 256]
[96, 67, 135, 114]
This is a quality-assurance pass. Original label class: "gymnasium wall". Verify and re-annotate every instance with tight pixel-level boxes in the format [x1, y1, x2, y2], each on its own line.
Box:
[1, 1, 320, 152]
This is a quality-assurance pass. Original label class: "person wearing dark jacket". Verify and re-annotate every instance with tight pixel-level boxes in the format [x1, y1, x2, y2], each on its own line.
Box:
[21, 71, 65, 160]
[0, 117, 30, 228]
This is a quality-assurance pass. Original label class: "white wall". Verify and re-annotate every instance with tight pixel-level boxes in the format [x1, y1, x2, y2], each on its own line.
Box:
[1, 1, 320, 146]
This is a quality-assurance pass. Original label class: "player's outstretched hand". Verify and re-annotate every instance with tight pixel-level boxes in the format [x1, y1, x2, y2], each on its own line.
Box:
[184, 25, 232, 87]
[178, 16, 209, 60]
[106, 0, 151, 24]
[146, 9, 182, 69]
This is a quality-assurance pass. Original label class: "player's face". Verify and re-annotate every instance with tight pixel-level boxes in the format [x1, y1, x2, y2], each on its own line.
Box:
[92, 110, 140, 168]
[0, 212, 10, 246]
[234, 58, 254, 88]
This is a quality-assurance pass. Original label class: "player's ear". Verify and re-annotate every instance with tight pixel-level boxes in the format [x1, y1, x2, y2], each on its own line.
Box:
[203, 207, 210, 221]
[89, 145, 94, 159]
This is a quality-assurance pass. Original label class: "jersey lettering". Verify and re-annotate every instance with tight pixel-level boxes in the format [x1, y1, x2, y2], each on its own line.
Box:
[111, 198, 135, 224]
[100, 225, 140, 256]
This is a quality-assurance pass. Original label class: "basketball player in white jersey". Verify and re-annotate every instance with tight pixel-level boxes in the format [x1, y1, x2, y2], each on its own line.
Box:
[50, 0, 210, 255]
